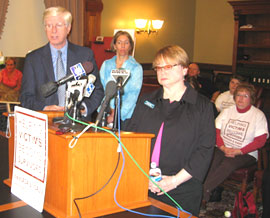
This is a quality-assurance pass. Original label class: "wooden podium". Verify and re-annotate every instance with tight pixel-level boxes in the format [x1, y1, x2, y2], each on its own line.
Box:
[4, 112, 154, 218]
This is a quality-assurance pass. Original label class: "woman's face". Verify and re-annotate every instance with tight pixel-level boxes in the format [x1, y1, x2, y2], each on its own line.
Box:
[229, 78, 240, 94]
[5, 60, 16, 73]
[235, 89, 251, 109]
[155, 57, 187, 88]
[114, 35, 131, 57]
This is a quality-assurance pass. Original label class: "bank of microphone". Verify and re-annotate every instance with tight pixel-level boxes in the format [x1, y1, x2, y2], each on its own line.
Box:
[41, 61, 94, 98]
[65, 74, 96, 110]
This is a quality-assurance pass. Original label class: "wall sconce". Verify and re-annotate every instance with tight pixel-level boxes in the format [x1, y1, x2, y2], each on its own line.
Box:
[135, 19, 164, 35]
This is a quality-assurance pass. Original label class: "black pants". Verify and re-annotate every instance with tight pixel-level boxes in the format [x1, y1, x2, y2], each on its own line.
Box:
[149, 178, 202, 217]
[262, 170, 270, 218]
[203, 148, 256, 202]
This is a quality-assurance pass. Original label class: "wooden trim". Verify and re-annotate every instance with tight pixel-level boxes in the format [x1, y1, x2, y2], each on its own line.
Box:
[141, 63, 153, 70]
[0, 201, 27, 212]
[149, 197, 197, 218]
[196, 63, 232, 72]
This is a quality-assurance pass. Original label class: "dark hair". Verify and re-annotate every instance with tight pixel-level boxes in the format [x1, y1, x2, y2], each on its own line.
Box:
[230, 74, 245, 83]
[233, 83, 256, 105]
[111, 31, 134, 55]
[5, 57, 16, 65]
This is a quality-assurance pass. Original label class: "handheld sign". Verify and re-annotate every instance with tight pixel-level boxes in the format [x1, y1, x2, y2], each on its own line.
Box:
[11, 106, 48, 212]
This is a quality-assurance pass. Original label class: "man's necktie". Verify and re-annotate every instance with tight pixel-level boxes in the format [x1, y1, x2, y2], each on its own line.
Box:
[56, 50, 66, 107]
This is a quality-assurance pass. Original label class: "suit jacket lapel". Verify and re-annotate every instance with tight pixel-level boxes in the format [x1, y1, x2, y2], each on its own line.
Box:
[42, 43, 55, 81]
[66, 42, 75, 76]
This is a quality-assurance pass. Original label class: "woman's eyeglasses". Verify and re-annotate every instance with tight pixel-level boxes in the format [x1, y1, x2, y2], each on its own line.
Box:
[153, 64, 179, 72]
[236, 94, 250, 98]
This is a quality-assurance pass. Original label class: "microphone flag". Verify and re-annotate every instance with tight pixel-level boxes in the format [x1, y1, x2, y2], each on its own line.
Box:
[69, 63, 87, 80]
[111, 69, 130, 86]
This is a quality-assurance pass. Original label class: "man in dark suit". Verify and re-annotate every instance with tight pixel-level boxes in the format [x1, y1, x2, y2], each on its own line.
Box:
[188, 63, 220, 102]
[20, 6, 104, 120]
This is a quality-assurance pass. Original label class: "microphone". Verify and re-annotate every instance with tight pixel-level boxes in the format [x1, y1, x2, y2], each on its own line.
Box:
[116, 76, 124, 89]
[95, 81, 117, 126]
[65, 79, 88, 109]
[40, 61, 94, 98]
[111, 68, 130, 89]
[58, 62, 93, 86]
[84, 74, 96, 97]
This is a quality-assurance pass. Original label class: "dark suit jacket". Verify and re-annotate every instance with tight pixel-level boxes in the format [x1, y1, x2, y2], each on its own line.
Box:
[20, 42, 104, 120]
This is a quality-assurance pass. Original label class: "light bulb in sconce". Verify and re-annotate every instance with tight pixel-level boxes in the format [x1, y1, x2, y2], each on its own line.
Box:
[135, 19, 148, 29]
[135, 19, 164, 35]
[152, 20, 164, 30]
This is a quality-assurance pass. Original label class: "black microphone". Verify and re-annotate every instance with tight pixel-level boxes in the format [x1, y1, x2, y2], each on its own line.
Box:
[95, 81, 117, 126]
[116, 76, 124, 89]
[110, 68, 130, 89]
[40, 62, 94, 98]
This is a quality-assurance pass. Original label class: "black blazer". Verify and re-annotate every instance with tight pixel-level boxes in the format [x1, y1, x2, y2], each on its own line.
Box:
[20, 42, 104, 119]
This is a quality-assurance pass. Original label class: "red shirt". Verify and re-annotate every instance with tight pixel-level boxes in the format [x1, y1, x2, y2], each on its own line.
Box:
[0, 68, 23, 89]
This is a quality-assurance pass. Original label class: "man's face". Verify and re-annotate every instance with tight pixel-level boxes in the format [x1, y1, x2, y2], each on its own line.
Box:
[44, 15, 71, 49]
[188, 64, 200, 77]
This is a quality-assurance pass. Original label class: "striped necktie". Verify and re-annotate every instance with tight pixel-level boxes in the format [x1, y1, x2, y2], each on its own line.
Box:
[56, 50, 66, 107]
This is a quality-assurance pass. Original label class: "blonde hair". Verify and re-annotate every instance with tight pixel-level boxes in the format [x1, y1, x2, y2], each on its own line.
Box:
[43, 7, 72, 26]
[153, 45, 189, 68]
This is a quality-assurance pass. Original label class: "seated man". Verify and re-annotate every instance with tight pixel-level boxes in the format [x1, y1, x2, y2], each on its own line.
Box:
[215, 74, 244, 112]
[188, 63, 220, 102]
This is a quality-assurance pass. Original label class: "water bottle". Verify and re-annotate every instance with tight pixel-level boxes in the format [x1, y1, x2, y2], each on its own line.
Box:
[149, 162, 162, 182]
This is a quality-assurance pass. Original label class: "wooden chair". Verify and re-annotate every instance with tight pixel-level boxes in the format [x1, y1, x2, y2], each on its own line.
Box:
[253, 140, 269, 201]
[226, 156, 258, 194]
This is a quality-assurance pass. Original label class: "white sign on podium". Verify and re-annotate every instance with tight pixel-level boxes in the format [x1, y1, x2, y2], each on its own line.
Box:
[11, 106, 48, 212]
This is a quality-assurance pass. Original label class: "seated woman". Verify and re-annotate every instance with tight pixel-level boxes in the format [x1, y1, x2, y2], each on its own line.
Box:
[99, 30, 143, 126]
[0, 58, 23, 101]
[215, 74, 244, 112]
[124, 45, 215, 216]
[203, 83, 269, 203]
[0, 57, 23, 91]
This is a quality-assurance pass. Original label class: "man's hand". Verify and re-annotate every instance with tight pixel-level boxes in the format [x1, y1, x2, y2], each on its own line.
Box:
[43, 105, 64, 111]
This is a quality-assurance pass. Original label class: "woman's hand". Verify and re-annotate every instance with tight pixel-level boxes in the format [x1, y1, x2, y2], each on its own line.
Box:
[219, 145, 242, 157]
[149, 175, 178, 195]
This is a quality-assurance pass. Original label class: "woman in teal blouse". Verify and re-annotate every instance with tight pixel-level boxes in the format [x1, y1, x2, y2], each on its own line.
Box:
[99, 31, 143, 125]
